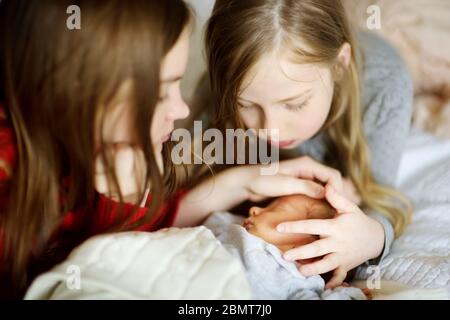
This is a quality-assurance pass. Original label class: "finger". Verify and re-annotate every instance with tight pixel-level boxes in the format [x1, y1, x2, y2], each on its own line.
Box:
[280, 157, 344, 193]
[325, 184, 357, 214]
[261, 175, 325, 199]
[342, 178, 362, 205]
[277, 219, 335, 236]
[325, 267, 347, 289]
[248, 194, 267, 202]
[283, 238, 335, 261]
[299, 253, 340, 276]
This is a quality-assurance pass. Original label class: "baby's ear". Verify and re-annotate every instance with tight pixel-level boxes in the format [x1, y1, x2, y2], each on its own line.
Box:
[249, 206, 262, 216]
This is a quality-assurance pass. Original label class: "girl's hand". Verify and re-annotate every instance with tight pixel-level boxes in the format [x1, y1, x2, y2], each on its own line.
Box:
[342, 177, 362, 206]
[175, 156, 345, 227]
[245, 156, 345, 202]
[277, 184, 385, 289]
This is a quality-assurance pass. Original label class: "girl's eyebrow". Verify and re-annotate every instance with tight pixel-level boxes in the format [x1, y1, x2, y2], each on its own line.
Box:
[238, 89, 312, 104]
[279, 89, 313, 103]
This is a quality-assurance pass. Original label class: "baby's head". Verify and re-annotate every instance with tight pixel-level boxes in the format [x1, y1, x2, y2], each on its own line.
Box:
[244, 194, 336, 255]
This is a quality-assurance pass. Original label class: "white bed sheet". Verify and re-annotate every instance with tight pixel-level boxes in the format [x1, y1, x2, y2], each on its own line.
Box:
[355, 128, 450, 293]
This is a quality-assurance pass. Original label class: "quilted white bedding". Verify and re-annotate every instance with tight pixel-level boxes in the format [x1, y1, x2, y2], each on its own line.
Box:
[355, 128, 450, 293]
[25, 227, 251, 299]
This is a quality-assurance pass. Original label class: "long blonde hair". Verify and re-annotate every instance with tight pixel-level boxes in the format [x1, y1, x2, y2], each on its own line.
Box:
[204, 0, 412, 236]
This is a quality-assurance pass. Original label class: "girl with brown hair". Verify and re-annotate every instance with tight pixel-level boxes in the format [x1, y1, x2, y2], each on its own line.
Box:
[0, 0, 343, 298]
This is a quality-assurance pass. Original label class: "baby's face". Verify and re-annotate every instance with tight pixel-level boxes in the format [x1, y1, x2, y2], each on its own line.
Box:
[244, 194, 336, 256]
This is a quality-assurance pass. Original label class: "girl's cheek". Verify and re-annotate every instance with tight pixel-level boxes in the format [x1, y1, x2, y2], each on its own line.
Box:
[239, 109, 261, 129]
[150, 104, 165, 143]
[293, 109, 328, 140]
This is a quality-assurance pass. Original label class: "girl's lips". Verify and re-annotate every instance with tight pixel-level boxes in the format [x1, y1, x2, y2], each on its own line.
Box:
[161, 132, 172, 143]
[268, 139, 296, 148]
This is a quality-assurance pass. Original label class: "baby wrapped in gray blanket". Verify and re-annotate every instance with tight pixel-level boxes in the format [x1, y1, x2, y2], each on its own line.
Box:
[203, 195, 368, 300]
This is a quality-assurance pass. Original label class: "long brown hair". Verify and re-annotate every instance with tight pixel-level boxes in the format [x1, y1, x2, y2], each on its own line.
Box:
[204, 0, 412, 235]
[0, 0, 190, 295]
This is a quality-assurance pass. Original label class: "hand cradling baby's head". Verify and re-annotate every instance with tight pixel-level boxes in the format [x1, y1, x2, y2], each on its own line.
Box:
[244, 194, 336, 258]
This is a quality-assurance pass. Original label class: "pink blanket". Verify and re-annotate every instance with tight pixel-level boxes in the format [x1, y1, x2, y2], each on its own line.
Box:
[343, 0, 450, 139]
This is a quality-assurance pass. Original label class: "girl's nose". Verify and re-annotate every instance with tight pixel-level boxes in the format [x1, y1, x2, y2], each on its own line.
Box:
[167, 99, 190, 121]
[262, 110, 282, 133]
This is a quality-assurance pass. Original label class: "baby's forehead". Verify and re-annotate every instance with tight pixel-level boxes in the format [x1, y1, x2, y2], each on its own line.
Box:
[267, 195, 328, 211]
[270, 195, 314, 205]
[264, 197, 301, 212]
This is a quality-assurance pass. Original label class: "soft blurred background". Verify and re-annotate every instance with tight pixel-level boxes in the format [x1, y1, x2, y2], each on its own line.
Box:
[182, 0, 450, 139]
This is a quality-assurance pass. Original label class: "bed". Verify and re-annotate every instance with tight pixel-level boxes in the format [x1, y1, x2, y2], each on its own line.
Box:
[352, 128, 450, 298]
[24, 128, 450, 300]
[24, 0, 450, 300]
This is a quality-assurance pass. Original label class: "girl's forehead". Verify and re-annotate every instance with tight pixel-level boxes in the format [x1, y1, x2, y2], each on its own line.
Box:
[239, 53, 330, 103]
[161, 29, 190, 82]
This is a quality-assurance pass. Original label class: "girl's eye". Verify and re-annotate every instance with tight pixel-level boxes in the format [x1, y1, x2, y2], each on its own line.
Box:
[284, 96, 312, 111]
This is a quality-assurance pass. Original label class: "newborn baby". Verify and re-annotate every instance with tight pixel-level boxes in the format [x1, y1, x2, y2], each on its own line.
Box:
[203, 195, 368, 300]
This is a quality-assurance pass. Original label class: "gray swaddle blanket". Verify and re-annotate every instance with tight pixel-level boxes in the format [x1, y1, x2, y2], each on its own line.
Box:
[204, 212, 367, 300]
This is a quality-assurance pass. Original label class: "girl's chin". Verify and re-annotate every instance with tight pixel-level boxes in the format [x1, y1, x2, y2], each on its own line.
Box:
[277, 139, 302, 150]
[264, 137, 303, 150]
[280, 142, 301, 150]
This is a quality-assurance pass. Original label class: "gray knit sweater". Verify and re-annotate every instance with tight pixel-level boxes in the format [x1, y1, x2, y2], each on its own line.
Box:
[292, 31, 414, 264]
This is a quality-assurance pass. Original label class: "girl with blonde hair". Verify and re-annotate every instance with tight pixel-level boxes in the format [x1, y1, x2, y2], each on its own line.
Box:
[201, 0, 414, 288]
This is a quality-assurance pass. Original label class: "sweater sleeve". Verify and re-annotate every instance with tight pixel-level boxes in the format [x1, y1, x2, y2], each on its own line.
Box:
[0, 103, 16, 252]
[357, 31, 414, 265]
[92, 188, 188, 233]
[358, 31, 414, 188]
[0, 107, 15, 184]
